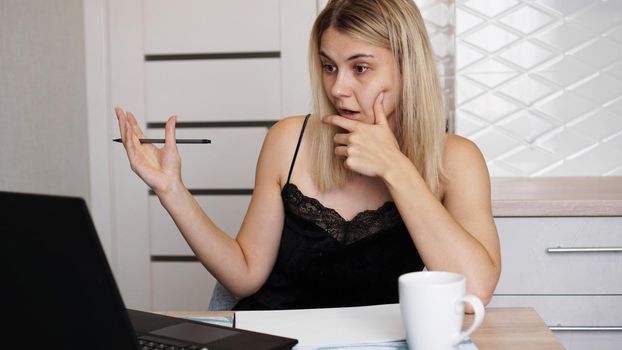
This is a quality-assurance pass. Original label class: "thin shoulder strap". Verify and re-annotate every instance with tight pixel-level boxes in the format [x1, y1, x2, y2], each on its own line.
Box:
[287, 114, 311, 184]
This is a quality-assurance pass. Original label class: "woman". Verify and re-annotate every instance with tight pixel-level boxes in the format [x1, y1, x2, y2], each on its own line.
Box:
[115, 0, 500, 310]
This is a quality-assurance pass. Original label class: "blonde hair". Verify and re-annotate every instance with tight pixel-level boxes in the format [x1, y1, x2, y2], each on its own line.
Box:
[308, 0, 447, 195]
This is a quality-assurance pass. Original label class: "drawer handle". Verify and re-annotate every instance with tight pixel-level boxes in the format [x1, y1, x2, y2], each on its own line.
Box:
[547, 247, 622, 253]
[550, 326, 622, 331]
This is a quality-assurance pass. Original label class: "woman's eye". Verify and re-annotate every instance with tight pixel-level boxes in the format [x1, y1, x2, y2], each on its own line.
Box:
[323, 64, 336, 73]
[354, 65, 369, 74]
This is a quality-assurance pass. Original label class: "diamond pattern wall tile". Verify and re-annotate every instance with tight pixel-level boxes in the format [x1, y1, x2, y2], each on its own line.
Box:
[430, 31, 452, 58]
[456, 7, 485, 34]
[462, 23, 521, 52]
[534, 57, 593, 86]
[499, 40, 557, 69]
[455, 110, 487, 136]
[536, 92, 597, 123]
[572, 1, 622, 33]
[456, 78, 486, 104]
[540, 143, 622, 175]
[499, 146, 559, 175]
[608, 167, 622, 176]
[456, 43, 486, 69]
[416, 0, 441, 7]
[471, 128, 523, 159]
[498, 75, 556, 105]
[415, 0, 455, 132]
[605, 131, 622, 148]
[498, 110, 557, 142]
[570, 38, 622, 70]
[609, 25, 622, 44]
[461, 92, 521, 122]
[538, 129, 596, 157]
[463, 0, 520, 18]
[499, 5, 557, 34]
[535, 0, 597, 16]
[486, 162, 523, 176]
[422, 2, 451, 27]
[456, 0, 622, 176]
[570, 108, 622, 140]
[608, 61, 622, 80]
[462, 59, 520, 87]
[608, 98, 622, 114]
[570, 73, 622, 105]
[535, 21, 594, 51]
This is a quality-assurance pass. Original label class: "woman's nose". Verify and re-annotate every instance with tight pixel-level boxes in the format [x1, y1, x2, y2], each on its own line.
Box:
[330, 72, 352, 98]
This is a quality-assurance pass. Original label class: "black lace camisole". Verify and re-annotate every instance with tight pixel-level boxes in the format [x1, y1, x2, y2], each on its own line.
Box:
[233, 115, 424, 310]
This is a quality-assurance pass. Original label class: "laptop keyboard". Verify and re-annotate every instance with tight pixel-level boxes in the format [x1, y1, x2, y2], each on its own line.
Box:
[138, 334, 207, 350]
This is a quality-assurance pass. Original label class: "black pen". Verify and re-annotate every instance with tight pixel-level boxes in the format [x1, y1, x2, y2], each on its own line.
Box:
[113, 138, 211, 144]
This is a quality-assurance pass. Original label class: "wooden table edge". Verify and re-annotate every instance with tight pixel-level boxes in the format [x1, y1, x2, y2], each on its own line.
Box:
[157, 307, 565, 350]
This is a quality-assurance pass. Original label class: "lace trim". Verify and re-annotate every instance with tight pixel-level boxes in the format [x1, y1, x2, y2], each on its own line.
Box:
[282, 183, 402, 245]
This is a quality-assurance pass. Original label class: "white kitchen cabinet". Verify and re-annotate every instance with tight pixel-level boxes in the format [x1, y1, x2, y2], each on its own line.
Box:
[494, 217, 622, 294]
[489, 177, 622, 349]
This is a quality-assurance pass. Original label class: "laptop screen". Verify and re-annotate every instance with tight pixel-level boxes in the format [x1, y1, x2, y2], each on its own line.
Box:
[2, 191, 138, 349]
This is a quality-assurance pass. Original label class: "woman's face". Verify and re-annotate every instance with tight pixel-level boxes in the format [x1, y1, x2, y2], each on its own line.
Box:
[320, 27, 401, 127]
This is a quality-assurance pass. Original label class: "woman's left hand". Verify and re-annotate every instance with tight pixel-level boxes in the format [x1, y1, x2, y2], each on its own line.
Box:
[322, 93, 404, 178]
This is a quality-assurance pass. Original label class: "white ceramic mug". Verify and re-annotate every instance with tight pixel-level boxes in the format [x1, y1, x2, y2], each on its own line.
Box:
[398, 271, 485, 350]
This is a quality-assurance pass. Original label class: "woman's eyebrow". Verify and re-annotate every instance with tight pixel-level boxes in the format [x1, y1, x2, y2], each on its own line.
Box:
[319, 51, 375, 61]
[346, 53, 374, 61]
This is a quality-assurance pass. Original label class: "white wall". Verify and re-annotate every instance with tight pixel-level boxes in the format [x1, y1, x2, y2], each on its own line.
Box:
[0, 0, 90, 201]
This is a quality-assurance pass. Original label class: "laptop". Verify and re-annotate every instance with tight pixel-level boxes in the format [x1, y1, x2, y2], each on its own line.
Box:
[1, 191, 297, 349]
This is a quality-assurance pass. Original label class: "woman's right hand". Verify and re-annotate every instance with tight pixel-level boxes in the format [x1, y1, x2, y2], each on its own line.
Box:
[115, 107, 183, 195]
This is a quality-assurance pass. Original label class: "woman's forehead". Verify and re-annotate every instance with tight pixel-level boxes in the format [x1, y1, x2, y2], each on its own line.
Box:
[320, 28, 389, 60]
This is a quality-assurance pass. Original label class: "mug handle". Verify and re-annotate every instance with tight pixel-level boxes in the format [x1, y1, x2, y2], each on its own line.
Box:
[454, 295, 485, 345]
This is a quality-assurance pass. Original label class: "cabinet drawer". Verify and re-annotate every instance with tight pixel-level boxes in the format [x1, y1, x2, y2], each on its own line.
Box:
[490, 295, 622, 350]
[494, 217, 622, 294]
[149, 195, 249, 255]
[143, 0, 280, 54]
[145, 59, 281, 122]
[489, 295, 622, 327]
[151, 262, 217, 311]
[147, 127, 267, 189]
[554, 330, 622, 350]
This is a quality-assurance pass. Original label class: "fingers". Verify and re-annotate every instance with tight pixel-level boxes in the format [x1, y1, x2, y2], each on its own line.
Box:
[322, 114, 358, 131]
[373, 92, 387, 125]
[334, 145, 348, 157]
[114, 107, 146, 143]
[127, 112, 146, 139]
[124, 114, 138, 163]
[115, 107, 127, 141]
[333, 133, 350, 146]
[164, 115, 178, 149]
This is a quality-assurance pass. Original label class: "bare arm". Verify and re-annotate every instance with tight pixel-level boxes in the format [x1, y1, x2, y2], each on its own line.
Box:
[115, 108, 301, 298]
[383, 135, 501, 305]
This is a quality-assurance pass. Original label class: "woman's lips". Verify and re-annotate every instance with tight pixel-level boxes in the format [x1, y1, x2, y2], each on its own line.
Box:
[338, 108, 360, 119]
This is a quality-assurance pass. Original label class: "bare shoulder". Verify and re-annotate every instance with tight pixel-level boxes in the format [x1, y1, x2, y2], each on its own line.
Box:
[441, 134, 490, 200]
[267, 115, 308, 140]
[258, 115, 310, 185]
[442, 134, 487, 176]
[262, 115, 309, 154]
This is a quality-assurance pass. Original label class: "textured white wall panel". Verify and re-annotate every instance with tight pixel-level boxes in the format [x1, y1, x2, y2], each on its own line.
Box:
[455, 0, 622, 176]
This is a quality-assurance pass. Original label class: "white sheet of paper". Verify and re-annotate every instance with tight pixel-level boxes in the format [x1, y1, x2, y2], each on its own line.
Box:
[234, 303, 405, 347]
